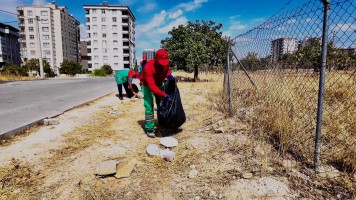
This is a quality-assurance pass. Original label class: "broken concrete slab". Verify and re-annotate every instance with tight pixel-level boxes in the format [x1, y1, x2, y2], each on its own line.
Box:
[160, 137, 178, 148]
[115, 161, 135, 179]
[43, 118, 59, 125]
[96, 160, 118, 176]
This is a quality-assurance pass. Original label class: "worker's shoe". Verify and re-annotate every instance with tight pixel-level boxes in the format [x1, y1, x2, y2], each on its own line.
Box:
[119, 95, 124, 100]
[146, 130, 156, 138]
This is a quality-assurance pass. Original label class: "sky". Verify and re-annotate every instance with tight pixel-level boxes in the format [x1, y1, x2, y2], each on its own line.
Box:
[0, 0, 305, 61]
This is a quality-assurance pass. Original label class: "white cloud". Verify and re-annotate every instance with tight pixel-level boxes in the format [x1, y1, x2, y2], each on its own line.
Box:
[230, 21, 246, 31]
[305, 18, 313, 23]
[0, 0, 24, 22]
[286, 18, 296, 24]
[137, 2, 157, 12]
[33, 0, 47, 5]
[136, 10, 167, 36]
[177, 0, 208, 11]
[334, 23, 356, 32]
[157, 16, 188, 34]
[79, 24, 87, 40]
[252, 18, 265, 23]
[168, 9, 183, 19]
[229, 15, 240, 20]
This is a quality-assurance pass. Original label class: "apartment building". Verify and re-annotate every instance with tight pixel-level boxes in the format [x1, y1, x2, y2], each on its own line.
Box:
[143, 49, 155, 61]
[80, 40, 89, 70]
[84, 2, 136, 71]
[0, 23, 21, 66]
[17, 2, 80, 74]
[271, 37, 297, 61]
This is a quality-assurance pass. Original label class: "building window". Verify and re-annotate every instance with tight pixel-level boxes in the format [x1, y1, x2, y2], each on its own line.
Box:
[113, 48, 118, 53]
[42, 27, 49, 32]
[102, 40, 107, 47]
[30, 50, 36, 55]
[102, 33, 106, 38]
[114, 63, 118, 68]
[94, 55, 99, 60]
[103, 55, 108, 60]
[112, 17, 117, 22]
[101, 25, 106, 30]
[95, 63, 99, 68]
[102, 48, 107, 53]
[92, 17, 97, 22]
[101, 17, 106, 22]
[45, 58, 51, 62]
[93, 33, 98, 38]
[92, 9, 97, 14]
[102, 10, 105, 14]
[41, 19, 48, 24]
[28, 19, 33, 24]
[93, 25, 97, 30]
[30, 43, 35, 48]
[112, 10, 117, 14]
[27, 10, 33, 16]
[113, 40, 118, 46]
[114, 56, 118, 61]
[29, 27, 34, 32]
[93, 40, 98, 46]
[112, 25, 117, 30]
[43, 43, 50, 48]
[42, 35, 49, 40]
[113, 33, 118, 38]
[94, 48, 98, 53]
[86, 25, 90, 30]
[41, 11, 48, 16]
[29, 35, 35, 39]
[44, 50, 50, 55]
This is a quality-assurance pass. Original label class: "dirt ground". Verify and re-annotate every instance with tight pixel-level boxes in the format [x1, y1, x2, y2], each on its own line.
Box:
[0, 72, 353, 200]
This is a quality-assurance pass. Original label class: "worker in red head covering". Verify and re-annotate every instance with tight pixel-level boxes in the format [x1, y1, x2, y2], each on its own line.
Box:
[138, 55, 147, 75]
[140, 49, 174, 138]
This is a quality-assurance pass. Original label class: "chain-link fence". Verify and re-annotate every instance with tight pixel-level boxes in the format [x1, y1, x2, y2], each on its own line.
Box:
[224, 0, 355, 173]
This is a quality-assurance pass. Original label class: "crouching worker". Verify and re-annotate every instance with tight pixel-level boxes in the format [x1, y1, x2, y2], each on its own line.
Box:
[114, 69, 139, 100]
[140, 49, 174, 138]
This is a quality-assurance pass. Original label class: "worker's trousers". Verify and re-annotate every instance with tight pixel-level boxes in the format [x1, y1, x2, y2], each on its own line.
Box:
[142, 86, 164, 132]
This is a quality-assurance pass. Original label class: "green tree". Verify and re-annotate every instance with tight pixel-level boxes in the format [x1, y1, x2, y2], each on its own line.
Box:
[24, 58, 55, 77]
[101, 65, 113, 75]
[0, 63, 28, 76]
[59, 60, 83, 76]
[240, 52, 263, 71]
[161, 20, 228, 81]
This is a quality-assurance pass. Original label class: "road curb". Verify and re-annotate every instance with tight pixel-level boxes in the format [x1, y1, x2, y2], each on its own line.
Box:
[0, 91, 115, 140]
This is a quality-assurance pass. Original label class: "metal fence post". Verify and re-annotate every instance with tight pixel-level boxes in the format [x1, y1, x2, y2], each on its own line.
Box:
[314, 0, 330, 173]
[227, 38, 232, 116]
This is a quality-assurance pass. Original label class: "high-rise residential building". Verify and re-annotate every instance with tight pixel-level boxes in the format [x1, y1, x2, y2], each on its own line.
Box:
[80, 40, 89, 70]
[17, 2, 80, 75]
[271, 38, 297, 61]
[84, 2, 136, 71]
[0, 23, 21, 66]
[142, 49, 155, 61]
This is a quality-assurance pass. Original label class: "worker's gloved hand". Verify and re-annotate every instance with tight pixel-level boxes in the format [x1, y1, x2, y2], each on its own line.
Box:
[167, 75, 174, 80]
[165, 94, 171, 100]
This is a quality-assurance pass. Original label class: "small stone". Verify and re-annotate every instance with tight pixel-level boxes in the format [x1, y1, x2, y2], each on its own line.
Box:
[96, 160, 117, 176]
[190, 165, 196, 170]
[112, 106, 119, 111]
[214, 128, 224, 133]
[218, 194, 224, 199]
[242, 172, 253, 179]
[188, 169, 198, 178]
[43, 118, 59, 125]
[115, 161, 135, 179]
[282, 160, 293, 168]
[217, 120, 223, 125]
[194, 196, 201, 200]
[209, 190, 217, 197]
[181, 185, 187, 190]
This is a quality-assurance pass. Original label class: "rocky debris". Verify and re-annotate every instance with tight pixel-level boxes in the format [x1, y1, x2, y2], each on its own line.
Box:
[318, 165, 340, 179]
[115, 161, 135, 179]
[242, 172, 253, 179]
[214, 127, 224, 133]
[95, 160, 118, 176]
[190, 165, 196, 170]
[43, 118, 59, 125]
[188, 169, 198, 178]
[160, 137, 178, 148]
[112, 106, 119, 111]
[282, 159, 294, 169]
[146, 143, 176, 162]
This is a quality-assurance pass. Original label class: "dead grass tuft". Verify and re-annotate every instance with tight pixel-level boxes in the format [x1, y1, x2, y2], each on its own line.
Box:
[0, 159, 43, 199]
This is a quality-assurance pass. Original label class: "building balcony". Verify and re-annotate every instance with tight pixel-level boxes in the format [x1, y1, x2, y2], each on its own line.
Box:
[122, 46, 129, 49]
[122, 23, 129, 27]
[123, 60, 130, 64]
[122, 30, 128, 34]
[122, 38, 129, 42]
[122, 14, 129, 19]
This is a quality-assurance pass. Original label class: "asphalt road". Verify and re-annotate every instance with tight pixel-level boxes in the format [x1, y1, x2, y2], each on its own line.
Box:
[0, 77, 118, 138]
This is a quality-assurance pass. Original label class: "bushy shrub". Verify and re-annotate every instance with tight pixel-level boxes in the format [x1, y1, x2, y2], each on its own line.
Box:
[101, 65, 113, 75]
[59, 60, 83, 76]
[93, 69, 107, 76]
[0, 63, 28, 76]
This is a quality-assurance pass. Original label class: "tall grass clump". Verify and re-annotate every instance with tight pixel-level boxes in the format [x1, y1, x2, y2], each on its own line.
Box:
[231, 70, 355, 173]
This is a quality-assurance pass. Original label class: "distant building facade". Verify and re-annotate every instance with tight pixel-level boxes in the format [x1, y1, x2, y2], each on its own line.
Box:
[271, 38, 297, 61]
[84, 2, 136, 71]
[0, 23, 21, 67]
[80, 40, 89, 70]
[17, 2, 80, 75]
[143, 49, 155, 61]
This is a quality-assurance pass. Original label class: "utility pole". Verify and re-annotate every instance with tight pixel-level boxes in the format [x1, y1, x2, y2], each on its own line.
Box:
[35, 16, 44, 78]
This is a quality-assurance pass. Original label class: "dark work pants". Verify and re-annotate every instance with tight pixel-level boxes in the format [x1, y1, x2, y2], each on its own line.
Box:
[119, 82, 139, 98]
